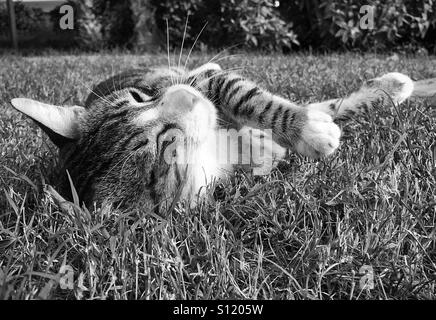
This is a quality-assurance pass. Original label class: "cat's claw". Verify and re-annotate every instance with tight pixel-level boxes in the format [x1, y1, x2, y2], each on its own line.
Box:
[295, 110, 341, 158]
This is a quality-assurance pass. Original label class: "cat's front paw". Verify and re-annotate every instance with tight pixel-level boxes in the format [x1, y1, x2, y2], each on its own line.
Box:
[367, 72, 414, 104]
[295, 110, 341, 158]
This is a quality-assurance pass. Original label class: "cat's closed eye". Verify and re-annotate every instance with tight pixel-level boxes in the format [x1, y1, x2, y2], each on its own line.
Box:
[130, 90, 145, 103]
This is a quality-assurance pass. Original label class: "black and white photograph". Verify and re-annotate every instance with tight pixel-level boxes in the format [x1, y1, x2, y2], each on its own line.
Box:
[0, 0, 435, 307]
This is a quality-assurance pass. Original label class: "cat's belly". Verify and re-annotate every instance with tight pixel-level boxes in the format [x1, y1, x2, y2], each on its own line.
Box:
[170, 127, 286, 206]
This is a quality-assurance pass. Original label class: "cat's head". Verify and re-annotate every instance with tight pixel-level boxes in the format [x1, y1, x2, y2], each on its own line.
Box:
[10, 67, 218, 212]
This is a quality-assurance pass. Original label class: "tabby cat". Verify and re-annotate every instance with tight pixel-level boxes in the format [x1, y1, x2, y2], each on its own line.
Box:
[10, 63, 414, 212]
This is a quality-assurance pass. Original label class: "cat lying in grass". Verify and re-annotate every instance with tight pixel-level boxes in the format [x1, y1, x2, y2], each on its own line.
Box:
[10, 63, 414, 212]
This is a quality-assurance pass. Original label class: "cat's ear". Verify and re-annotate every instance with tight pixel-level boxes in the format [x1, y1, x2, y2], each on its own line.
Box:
[10, 98, 86, 148]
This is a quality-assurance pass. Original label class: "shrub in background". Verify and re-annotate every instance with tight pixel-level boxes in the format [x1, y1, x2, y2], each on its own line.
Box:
[3, 0, 436, 52]
[50, 0, 134, 50]
[130, 0, 159, 51]
[96, 0, 134, 48]
[222, 0, 299, 50]
[0, 1, 45, 34]
[152, 0, 298, 51]
[151, 0, 203, 49]
[49, 1, 80, 46]
[74, 0, 104, 49]
[325, 0, 436, 51]
[280, 0, 436, 52]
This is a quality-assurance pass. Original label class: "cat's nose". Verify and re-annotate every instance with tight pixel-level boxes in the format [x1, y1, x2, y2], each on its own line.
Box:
[165, 85, 199, 113]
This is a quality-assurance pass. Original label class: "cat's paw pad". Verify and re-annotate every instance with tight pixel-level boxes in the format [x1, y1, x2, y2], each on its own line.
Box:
[295, 111, 341, 158]
[367, 72, 414, 104]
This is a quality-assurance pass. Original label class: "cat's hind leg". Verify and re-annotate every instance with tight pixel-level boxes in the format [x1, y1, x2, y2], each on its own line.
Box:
[306, 72, 414, 120]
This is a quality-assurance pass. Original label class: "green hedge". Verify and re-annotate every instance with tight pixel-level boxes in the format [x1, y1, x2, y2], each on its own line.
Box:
[280, 0, 436, 51]
[49, 0, 134, 50]
[0, 1, 45, 34]
[151, 0, 299, 51]
[3, 0, 435, 52]
[99, 0, 436, 52]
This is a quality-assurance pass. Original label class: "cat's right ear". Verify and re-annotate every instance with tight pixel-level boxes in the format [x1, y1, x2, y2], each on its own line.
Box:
[10, 98, 86, 148]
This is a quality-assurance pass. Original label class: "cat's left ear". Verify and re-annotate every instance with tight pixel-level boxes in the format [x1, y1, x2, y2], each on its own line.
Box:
[10, 98, 86, 148]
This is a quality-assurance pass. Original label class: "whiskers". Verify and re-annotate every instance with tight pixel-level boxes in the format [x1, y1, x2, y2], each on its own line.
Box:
[166, 18, 174, 86]
[165, 14, 245, 88]
[215, 117, 235, 128]
[183, 22, 208, 71]
[206, 44, 244, 65]
[177, 14, 190, 76]
[74, 75, 115, 107]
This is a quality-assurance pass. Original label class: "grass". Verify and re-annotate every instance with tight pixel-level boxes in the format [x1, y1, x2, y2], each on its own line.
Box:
[0, 51, 435, 300]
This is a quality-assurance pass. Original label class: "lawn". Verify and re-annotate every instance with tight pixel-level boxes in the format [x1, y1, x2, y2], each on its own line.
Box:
[0, 51, 435, 299]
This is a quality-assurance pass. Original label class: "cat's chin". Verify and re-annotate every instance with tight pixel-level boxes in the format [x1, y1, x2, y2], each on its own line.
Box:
[181, 98, 217, 143]
[168, 126, 287, 208]
[162, 130, 229, 207]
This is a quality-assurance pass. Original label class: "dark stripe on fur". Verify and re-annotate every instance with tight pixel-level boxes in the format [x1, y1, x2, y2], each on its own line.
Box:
[233, 88, 261, 115]
[222, 78, 242, 101]
[282, 109, 290, 133]
[118, 127, 145, 151]
[272, 105, 283, 128]
[113, 100, 129, 109]
[128, 85, 157, 97]
[67, 107, 131, 171]
[214, 76, 226, 101]
[77, 126, 141, 195]
[226, 84, 243, 105]
[207, 75, 215, 99]
[258, 101, 273, 125]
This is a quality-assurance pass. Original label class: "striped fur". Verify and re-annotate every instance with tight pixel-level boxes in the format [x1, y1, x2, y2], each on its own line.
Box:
[10, 64, 414, 210]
